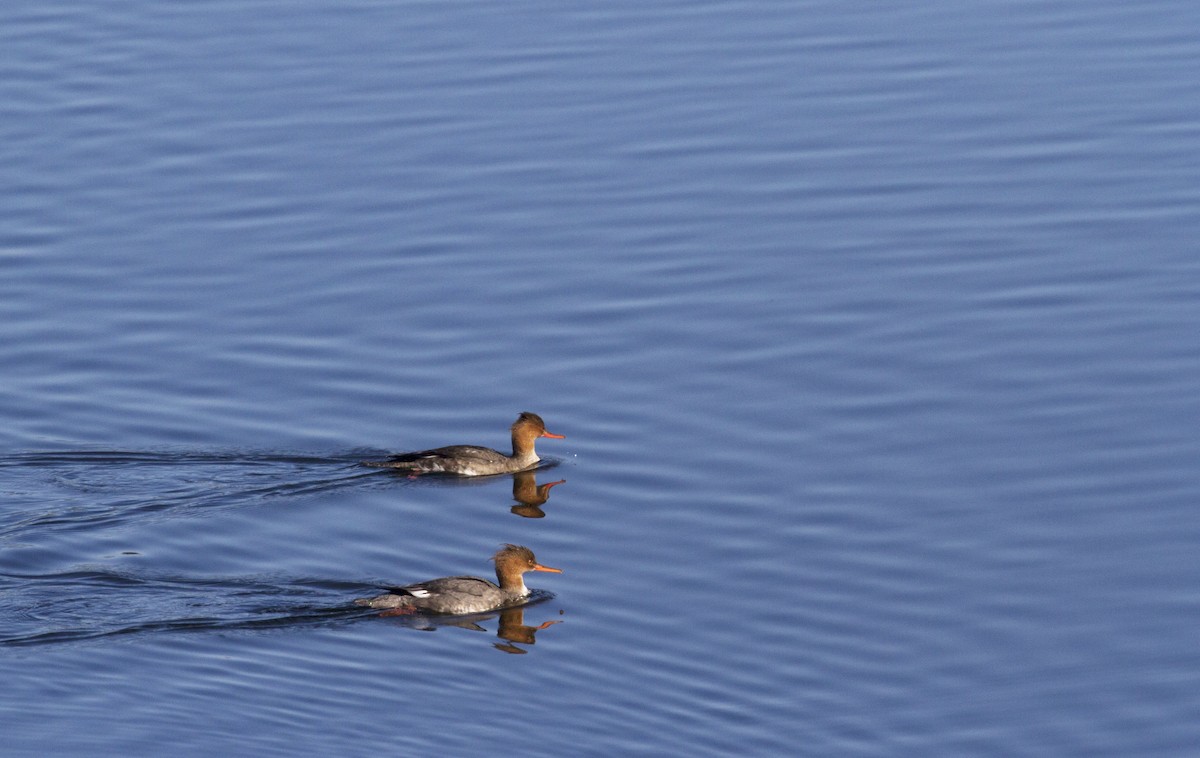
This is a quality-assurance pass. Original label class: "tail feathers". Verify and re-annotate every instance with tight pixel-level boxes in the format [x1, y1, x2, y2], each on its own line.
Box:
[355, 593, 414, 610]
[361, 460, 418, 469]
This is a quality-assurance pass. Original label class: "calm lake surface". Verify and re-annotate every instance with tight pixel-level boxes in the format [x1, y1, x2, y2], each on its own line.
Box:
[3, 1, 1200, 755]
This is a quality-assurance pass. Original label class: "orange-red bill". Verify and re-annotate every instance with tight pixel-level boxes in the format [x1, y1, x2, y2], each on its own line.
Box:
[532, 563, 563, 573]
[540, 431, 565, 439]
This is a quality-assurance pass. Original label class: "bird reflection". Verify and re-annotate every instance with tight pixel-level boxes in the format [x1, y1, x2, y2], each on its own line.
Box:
[510, 471, 566, 518]
[371, 601, 563, 653]
[493, 605, 562, 654]
[374, 465, 565, 519]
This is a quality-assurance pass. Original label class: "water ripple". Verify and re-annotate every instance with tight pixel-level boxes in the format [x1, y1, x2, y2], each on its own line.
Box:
[0, 450, 384, 541]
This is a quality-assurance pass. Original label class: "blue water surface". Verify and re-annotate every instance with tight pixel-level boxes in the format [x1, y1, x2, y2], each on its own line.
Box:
[3, 1, 1200, 755]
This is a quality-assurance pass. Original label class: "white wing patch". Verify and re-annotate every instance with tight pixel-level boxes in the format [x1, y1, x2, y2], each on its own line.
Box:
[408, 588, 432, 598]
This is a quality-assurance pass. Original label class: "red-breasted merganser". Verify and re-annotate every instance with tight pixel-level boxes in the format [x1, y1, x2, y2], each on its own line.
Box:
[355, 544, 562, 615]
[363, 412, 565, 476]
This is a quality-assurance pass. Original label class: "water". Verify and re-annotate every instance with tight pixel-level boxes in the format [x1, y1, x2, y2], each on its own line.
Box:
[3, 0, 1200, 755]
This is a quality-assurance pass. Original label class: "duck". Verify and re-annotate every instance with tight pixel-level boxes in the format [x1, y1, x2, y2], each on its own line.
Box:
[363, 412, 564, 476]
[355, 544, 562, 615]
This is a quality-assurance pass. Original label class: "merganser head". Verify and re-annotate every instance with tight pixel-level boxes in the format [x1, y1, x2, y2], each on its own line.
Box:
[491, 544, 562, 594]
[512, 412, 565, 441]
